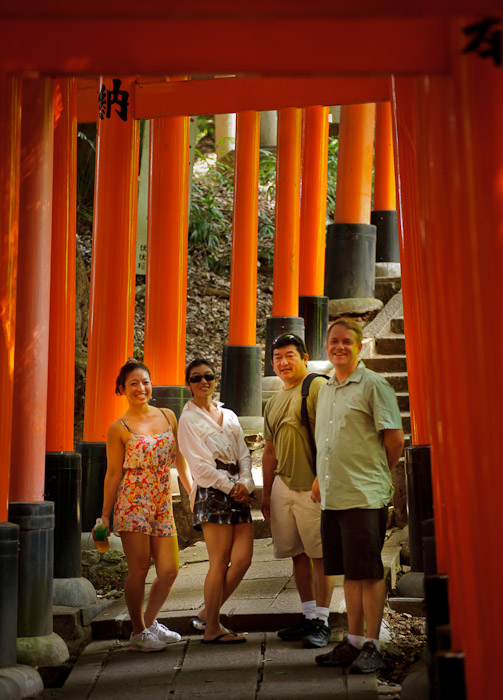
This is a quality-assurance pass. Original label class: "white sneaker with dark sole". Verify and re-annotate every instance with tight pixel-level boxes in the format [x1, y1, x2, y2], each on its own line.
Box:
[148, 620, 182, 643]
[129, 628, 168, 652]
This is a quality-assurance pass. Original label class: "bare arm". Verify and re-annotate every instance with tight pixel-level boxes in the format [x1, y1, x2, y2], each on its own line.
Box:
[383, 429, 405, 471]
[169, 410, 193, 496]
[101, 421, 126, 533]
[261, 440, 278, 522]
[311, 476, 321, 503]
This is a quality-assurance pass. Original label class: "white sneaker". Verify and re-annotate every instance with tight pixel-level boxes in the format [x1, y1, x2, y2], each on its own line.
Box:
[148, 620, 182, 643]
[129, 628, 168, 652]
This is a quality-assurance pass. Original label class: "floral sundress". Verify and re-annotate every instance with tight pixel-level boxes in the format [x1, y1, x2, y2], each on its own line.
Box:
[113, 414, 177, 537]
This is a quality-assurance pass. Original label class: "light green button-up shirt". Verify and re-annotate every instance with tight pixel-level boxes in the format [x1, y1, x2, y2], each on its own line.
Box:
[315, 361, 402, 510]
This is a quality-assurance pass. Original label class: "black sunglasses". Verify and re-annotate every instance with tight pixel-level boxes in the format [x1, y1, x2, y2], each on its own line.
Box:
[189, 373, 215, 383]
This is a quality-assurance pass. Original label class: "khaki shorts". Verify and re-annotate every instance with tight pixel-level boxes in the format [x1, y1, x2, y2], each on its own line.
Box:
[270, 475, 323, 559]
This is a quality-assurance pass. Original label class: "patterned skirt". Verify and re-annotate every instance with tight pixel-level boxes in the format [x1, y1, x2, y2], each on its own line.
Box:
[193, 486, 252, 531]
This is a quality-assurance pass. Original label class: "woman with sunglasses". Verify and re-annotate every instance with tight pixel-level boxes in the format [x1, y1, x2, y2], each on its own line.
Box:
[178, 358, 255, 644]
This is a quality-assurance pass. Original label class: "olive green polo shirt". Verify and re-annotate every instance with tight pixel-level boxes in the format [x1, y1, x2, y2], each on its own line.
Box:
[315, 361, 402, 510]
[264, 375, 327, 491]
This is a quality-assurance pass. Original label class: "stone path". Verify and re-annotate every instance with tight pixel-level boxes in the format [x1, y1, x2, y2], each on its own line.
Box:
[60, 634, 379, 699]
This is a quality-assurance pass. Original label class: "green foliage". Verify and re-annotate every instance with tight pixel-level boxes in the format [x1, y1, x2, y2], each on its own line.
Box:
[189, 151, 234, 271]
[326, 136, 339, 223]
[195, 115, 215, 146]
[77, 126, 96, 220]
[188, 137, 340, 272]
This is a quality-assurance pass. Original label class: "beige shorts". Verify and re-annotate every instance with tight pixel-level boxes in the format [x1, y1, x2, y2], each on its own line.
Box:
[270, 475, 323, 559]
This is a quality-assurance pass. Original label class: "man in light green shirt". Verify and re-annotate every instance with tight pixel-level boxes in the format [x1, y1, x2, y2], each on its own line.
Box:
[314, 318, 404, 674]
[262, 333, 334, 649]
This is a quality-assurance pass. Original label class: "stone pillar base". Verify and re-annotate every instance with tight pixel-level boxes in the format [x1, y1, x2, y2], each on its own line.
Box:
[0, 665, 43, 699]
[16, 632, 69, 667]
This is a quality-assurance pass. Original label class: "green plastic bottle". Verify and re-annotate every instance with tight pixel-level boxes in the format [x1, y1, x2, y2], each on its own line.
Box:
[94, 518, 109, 553]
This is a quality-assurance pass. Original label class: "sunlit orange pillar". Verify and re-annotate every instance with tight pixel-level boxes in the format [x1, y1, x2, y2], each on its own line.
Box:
[408, 20, 503, 698]
[390, 82, 431, 448]
[0, 77, 20, 522]
[325, 103, 376, 300]
[144, 79, 191, 417]
[10, 77, 54, 504]
[80, 76, 139, 531]
[220, 111, 262, 415]
[299, 105, 329, 360]
[0, 75, 21, 668]
[45, 77, 82, 580]
[265, 107, 303, 375]
[372, 101, 399, 264]
[8, 77, 63, 645]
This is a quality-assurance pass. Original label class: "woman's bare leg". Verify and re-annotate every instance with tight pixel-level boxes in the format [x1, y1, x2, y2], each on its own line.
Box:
[120, 532, 152, 635]
[197, 523, 253, 624]
[144, 536, 179, 628]
[201, 523, 246, 640]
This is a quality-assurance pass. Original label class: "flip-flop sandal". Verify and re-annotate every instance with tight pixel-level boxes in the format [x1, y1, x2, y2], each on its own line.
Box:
[190, 618, 235, 635]
[201, 632, 246, 645]
[189, 617, 206, 632]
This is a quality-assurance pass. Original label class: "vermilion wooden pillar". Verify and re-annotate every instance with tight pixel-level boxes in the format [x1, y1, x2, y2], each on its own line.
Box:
[390, 81, 431, 444]
[80, 76, 139, 530]
[10, 77, 54, 503]
[372, 101, 399, 263]
[415, 20, 503, 699]
[265, 107, 303, 375]
[144, 79, 191, 418]
[0, 75, 21, 669]
[220, 110, 262, 415]
[47, 77, 77, 452]
[45, 77, 82, 580]
[0, 76, 21, 522]
[325, 103, 376, 300]
[8, 78, 67, 654]
[299, 105, 329, 361]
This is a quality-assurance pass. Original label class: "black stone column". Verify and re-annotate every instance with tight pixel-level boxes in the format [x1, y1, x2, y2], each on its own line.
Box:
[0, 522, 19, 666]
[45, 452, 82, 578]
[298, 296, 328, 361]
[324, 223, 376, 299]
[77, 442, 107, 533]
[8, 502, 54, 637]
[371, 209, 400, 263]
[220, 346, 262, 416]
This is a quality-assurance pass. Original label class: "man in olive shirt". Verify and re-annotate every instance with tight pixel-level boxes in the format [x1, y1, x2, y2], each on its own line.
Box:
[314, 318, 404, 674]
[262, 333, 334, 649]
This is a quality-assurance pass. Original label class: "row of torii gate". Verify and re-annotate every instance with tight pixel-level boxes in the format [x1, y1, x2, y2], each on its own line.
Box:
[1, 4, 503, 699]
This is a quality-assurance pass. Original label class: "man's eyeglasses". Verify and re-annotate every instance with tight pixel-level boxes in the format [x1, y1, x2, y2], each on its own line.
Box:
[189, 373, 215, 383]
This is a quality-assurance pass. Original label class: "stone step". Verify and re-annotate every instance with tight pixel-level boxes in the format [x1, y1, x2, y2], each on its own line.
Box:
[390, 317, 404, 334]
[375, 335, 406, 356]
[364, 355, 408, 373]
[381, 372, 409, 392]
[396, 392, 410, 412]
[375, 277, 402, 305]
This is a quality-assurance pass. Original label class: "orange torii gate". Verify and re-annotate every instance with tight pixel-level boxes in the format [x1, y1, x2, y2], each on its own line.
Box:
[1, 4, 503, 698]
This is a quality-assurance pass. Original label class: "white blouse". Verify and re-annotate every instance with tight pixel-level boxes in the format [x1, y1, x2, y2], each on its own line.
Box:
[178, 400, 255, 508]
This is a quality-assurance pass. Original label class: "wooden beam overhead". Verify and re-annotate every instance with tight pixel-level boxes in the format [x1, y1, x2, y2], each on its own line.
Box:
[0, 17, 449, 76]
[133, 76, 391, 120]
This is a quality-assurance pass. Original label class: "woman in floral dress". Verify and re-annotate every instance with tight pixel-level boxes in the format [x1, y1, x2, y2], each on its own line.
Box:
[99, 359, 192, 652]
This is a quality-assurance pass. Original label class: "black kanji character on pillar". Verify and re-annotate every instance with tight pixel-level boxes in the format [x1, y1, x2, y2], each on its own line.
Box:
[106, 79, 129, 121]
[98, 85, 107, 120]
[462, 17, 502, 67]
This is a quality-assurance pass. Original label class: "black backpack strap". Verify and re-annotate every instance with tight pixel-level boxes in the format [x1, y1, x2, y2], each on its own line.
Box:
[301, 373, 329, 476]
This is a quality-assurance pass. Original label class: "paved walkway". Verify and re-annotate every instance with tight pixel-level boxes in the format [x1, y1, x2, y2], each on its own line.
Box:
[56, 538, 402, 699]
